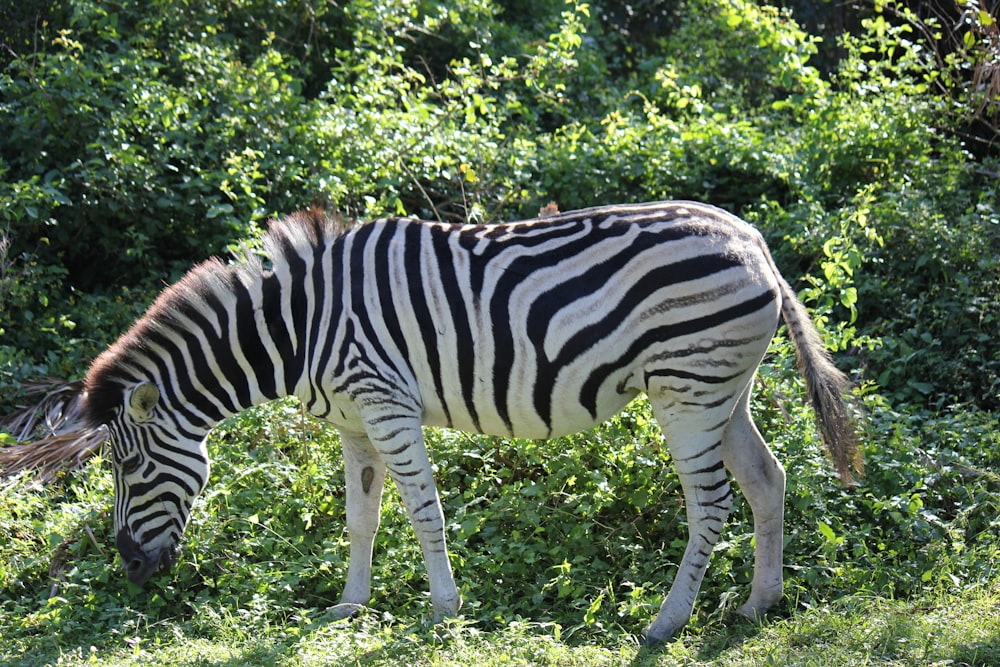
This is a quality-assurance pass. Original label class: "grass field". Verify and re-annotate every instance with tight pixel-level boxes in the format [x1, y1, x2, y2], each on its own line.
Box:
[3, 394, 1000, 667]
[4, 583, 999, 666]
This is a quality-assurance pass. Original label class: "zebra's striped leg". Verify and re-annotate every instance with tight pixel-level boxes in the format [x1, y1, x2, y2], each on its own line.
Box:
[331, 430, 388, 620]
[644, 406, 735, 644]
[361, 413, 462, 621]
[722, 385, 786, 620]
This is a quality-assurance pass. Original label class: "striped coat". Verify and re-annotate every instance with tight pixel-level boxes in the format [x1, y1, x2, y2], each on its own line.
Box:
[82, 201, 860, 642]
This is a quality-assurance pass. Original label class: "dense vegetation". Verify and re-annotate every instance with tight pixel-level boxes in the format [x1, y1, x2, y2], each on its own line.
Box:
[1, 0, 998, 664]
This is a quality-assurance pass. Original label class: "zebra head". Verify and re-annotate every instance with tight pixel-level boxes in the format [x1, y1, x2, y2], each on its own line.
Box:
[104, 381, 210, 585]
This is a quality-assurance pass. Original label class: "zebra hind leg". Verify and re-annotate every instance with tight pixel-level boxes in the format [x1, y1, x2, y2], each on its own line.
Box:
[721, 384, 786, 621]
[643, 402, 736, 644]
[331, 430, 388, 620]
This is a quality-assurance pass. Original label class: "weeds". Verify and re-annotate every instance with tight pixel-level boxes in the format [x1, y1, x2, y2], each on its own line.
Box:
[2, 378, 999, 665]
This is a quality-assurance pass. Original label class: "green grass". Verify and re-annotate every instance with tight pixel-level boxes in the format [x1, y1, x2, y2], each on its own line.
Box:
[4, 584, 998, 666]
[3, 393, 1000, 667]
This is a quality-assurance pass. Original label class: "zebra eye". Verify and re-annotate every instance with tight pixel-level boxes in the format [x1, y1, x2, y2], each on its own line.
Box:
[120, 455, 142, 475]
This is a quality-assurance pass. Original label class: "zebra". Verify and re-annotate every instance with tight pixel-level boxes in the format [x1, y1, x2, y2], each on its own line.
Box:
[81, 200, 861, 643]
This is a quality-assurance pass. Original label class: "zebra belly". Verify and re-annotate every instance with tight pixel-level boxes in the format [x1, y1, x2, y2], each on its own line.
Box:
[405, 305, 779, 440]
[418, 381, 641, 440]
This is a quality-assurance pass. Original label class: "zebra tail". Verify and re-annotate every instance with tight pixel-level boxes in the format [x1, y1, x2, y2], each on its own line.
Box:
[777, 276, 864, 485]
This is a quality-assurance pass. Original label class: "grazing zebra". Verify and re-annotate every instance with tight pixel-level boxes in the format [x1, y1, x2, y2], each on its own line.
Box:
[81, 200, 860, 643]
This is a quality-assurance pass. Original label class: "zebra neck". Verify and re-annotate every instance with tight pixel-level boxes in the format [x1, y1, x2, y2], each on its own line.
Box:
[154, 270, 315, 430]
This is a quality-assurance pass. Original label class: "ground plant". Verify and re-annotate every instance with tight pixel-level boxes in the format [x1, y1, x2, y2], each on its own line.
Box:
[1, 0, 999, 665]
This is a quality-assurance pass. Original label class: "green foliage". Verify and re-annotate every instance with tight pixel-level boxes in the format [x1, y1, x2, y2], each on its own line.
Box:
[870, 0, 1000, 154]
[0, 7, 319, 288]
[656, 0, 826, 108]
[2, 374, 1000, 662]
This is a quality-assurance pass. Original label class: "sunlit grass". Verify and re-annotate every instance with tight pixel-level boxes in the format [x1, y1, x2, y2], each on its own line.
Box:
[5, 584, 998, 666]
[3, 389, 1000, 666]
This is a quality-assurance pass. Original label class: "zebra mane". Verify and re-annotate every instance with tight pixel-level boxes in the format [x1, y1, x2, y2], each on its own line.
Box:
[81, 208, 345, 429]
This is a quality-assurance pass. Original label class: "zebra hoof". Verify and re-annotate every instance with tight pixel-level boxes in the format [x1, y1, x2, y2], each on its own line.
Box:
[737, 588, 782, 624]
[642, 614, 688, 646]
[641, 625, 674, 647]
[642, 630, 671, 648]
[430, 593, 463, 622]
[329, 602, 366, 621]
[736, 602, 772, 625]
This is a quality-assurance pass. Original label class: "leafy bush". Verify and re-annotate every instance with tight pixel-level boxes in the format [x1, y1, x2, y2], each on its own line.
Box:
[4, 0, 998, 409]
[0, 9, 321, 289]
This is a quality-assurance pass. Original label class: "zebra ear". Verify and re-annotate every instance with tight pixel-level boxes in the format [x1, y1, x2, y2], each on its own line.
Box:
[127, 382, 160, 422]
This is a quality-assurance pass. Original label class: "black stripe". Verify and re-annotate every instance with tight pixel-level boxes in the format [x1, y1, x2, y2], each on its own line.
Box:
[529, 251, 748, 426]
[454, 224, 490, 297]
[488, 218, 631, 432]
[134, 514, 183, 542]
[347, 222, 405, 385]
[579, 289, 777, 417]
[261, 234, 310, 395]
[404, 223, 450, 425]
[146, 436, 206, 468]
[286, 256, 310, 396]
[699, 487, 735, 509]
[173, 298, 237, 417]
[643, 368, 743, 385]
[555, 253, 746, 359]
[430, 226, 480, 431]
[308, 241, 346, 415]
[260, 261, 291, 385]
[141, 332, 214, 429]
[129, 490, 183, 516]
[674, 440, 722, 462]
[696, 477, 730, 492]
[488, 287, 516, 434]
[688, 459, 726, 476]
[375, 221, 412, 374]
[302, 235, 328, 409]
[131, 471, 198, 501]
[682, 393, 736, 409]
[373, 427, 413, 443]
[524, 224, 701, 335]
[232, 274, 278, 400]
[200, 289, 253, 410]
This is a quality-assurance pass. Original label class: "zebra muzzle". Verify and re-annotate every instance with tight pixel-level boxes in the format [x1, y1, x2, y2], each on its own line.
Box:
[116, 530, 179, 586]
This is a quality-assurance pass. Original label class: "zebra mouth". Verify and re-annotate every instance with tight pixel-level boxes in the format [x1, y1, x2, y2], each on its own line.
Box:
[117, 531, 179, 586]
[124, 546, 178, 585]
[158, 544, 180, 572]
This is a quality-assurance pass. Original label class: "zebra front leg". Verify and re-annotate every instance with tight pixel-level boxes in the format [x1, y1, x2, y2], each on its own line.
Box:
[331, 430, 388, 620]
[645, 413, 734, 644]
[722, 386, 786, 620]
[363, 412, 462, 621]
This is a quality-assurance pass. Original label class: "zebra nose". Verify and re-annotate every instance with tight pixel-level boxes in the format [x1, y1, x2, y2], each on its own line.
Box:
[116, 530, 159, 586]
[124, 555, 150, 584]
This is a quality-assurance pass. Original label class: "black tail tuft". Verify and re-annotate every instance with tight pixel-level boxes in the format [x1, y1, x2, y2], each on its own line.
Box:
[778, 277, 863, 485]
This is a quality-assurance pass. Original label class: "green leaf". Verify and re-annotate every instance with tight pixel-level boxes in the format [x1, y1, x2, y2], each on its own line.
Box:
[818, 520, 841, 545]
[206, 203, 234, 219]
